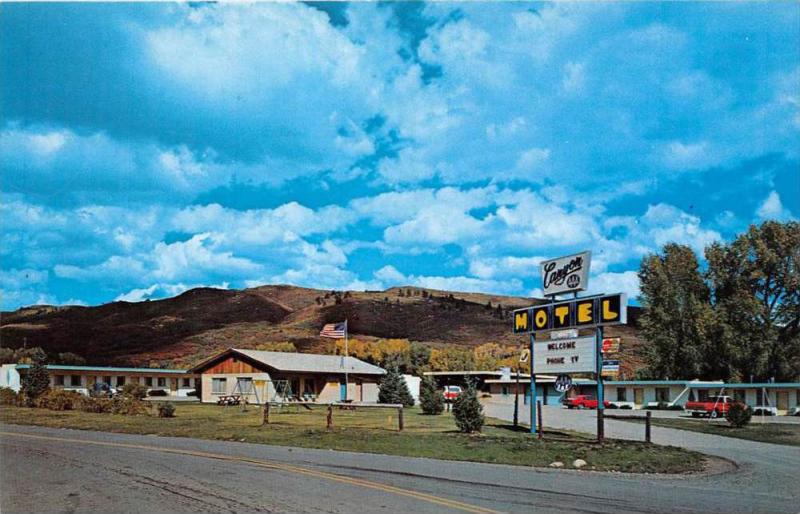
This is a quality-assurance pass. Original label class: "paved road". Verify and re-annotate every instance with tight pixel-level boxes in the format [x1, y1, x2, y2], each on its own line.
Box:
[484, 401, 800, 504]
[1, 424, 797, 514]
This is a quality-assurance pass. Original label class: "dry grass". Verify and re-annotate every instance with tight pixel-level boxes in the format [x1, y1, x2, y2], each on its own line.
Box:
[1, 403, 706, 473]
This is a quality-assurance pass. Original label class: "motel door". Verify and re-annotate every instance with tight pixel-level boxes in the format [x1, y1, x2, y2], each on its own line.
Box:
[777, 391, 789, 411]
[340, 378, 347, 401]
[634, 388, 644, 405]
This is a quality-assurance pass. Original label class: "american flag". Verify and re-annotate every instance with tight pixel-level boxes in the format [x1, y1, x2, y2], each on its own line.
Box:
[319, 321, 346, 339]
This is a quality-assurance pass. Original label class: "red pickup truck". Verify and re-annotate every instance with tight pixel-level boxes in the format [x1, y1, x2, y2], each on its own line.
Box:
[684, 396, 733, 418]
[563, 395, 610, 409]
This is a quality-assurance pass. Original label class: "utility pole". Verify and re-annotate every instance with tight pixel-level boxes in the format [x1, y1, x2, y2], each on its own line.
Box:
[513, 366, 520, 428]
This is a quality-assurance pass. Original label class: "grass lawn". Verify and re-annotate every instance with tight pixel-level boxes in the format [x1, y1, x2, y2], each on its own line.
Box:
[617, 416, 800, 446]
[1, 403, 707, 473]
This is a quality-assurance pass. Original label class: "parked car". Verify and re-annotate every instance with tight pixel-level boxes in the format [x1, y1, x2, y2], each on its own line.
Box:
[90, 381, 117, 398]
[563, 395, 610, 409]
[684, 395, 733, 418]
[443, 385, 462, 402]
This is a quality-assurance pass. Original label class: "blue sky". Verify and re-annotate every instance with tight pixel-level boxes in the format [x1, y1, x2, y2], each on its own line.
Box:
[1, 2, 798, 310]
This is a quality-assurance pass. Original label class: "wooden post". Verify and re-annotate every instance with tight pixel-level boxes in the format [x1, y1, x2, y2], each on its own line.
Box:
[326, 404, 333, 430]
[597, 408, 605, 443]
[537, 400, 543, 439]
[513, 368, 520, 428]
[398, 406, 404, 431]
[645, 410, 652, 443]
[262, 402, 270, 426]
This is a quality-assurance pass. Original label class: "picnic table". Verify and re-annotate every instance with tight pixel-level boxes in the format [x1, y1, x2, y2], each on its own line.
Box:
[217, 395, 242, 406]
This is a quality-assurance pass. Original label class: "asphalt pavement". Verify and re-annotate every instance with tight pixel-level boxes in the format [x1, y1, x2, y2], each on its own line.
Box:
[484, 401, 800, 505]
[2, 423, 798, 514]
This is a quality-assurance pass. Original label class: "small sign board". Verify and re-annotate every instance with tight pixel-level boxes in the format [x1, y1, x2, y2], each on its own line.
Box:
[513, 293, 627, 333]
[602, 360, 620, 372]
[533, 336, 597, 374]
[519, 348, 530, 363]
[601, 337, 621, 354]
[540, 251, 591, 297]
[551, 329, 579, 340]
[554, 374, 573, 393]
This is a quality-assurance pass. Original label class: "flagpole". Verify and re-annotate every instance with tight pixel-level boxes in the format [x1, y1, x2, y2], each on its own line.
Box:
[344, 319, 349, 401]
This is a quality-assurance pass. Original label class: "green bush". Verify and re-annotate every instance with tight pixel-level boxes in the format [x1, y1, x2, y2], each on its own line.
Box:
[110, 396, 148, 415]
[21, 349, 50, 405]
[452, 381, 484, 433]
[36, 389, 84, 411]
[378, 365, 415, 407]
[121, 383, 148, 400]
[726, 401, 752, 428]
[0, 387, 19, 406]
[80, 397, 112, 413]
[157, 402, 176, 418]
[419, 375, 444, 415]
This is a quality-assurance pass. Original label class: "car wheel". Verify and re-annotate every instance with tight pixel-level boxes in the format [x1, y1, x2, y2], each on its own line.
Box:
[710, 411, 718, 419]
[691, 412, 699, 418]
[577, 405, 584, 410]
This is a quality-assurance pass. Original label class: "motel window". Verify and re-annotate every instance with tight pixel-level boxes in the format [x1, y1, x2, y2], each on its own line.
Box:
[238, 378, 253, 393]
[655, 387, 670, 403]
[797, 390, 800, 406]
[157, 377, 166, 388]
[697, 390, 709, 402]
[734, 389, 746, 403]
[145, 377, 153, 387]
[212, 378, 227, 394]
[117, 376, 125, 387]
[616, 388, 627, 402]
[303, 380, 315, 396]
[54, 375, 64, 386]
[182, 378, 191, 388]
[70, 375, 82, 387]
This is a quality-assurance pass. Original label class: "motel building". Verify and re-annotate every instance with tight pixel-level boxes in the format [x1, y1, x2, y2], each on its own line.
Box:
[189, 348, 386, 404]
[479, 374, 800, 415]
[0, 363, 198, 396]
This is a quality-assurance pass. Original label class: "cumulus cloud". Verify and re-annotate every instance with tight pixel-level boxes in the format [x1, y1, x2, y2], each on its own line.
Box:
[2, 3, 797, 309]
[115, 282, 230, 303]
[756, 191, 794, 221]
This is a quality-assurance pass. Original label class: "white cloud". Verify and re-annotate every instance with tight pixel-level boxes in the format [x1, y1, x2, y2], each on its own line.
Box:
[587, 271, 640, 301]
[756, 191, 794, 221]
[115, 282, 230, 303]
[640, 203, 722, 253]
[373, 265, 406, 285]
[152, 233, 260, 281]
[661, 141, 722, 170]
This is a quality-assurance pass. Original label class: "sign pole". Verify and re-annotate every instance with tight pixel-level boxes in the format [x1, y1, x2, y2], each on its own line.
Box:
[513, 367, 520, 428]
[530, 331, 537, 434]
[344, 319, 349, 402]
[596, 325, 605, 442]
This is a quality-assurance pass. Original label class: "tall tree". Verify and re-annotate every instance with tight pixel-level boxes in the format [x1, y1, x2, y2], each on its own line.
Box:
[378, 364, 415, 407]
[452, 380, 484, 433]
[21, 348, 50, 406]
[419, 375, 444, 415]
[638, 244, 714, 379]
[706, 221, 800, 381]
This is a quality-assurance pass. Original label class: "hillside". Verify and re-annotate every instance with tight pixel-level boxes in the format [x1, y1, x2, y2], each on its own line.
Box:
[0, 284, 644, 375]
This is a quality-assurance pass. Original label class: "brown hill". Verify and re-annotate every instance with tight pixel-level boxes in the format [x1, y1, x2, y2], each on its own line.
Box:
[0, 284, 645, 375]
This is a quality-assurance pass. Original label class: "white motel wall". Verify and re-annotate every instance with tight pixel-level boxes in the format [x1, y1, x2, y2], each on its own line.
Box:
[481, 375, 800, 414]
[0, 363, 198, 396]
[189, 349, 385, 404]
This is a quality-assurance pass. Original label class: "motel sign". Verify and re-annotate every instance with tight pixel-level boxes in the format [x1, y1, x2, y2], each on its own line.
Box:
[513, 293, 627, 334]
